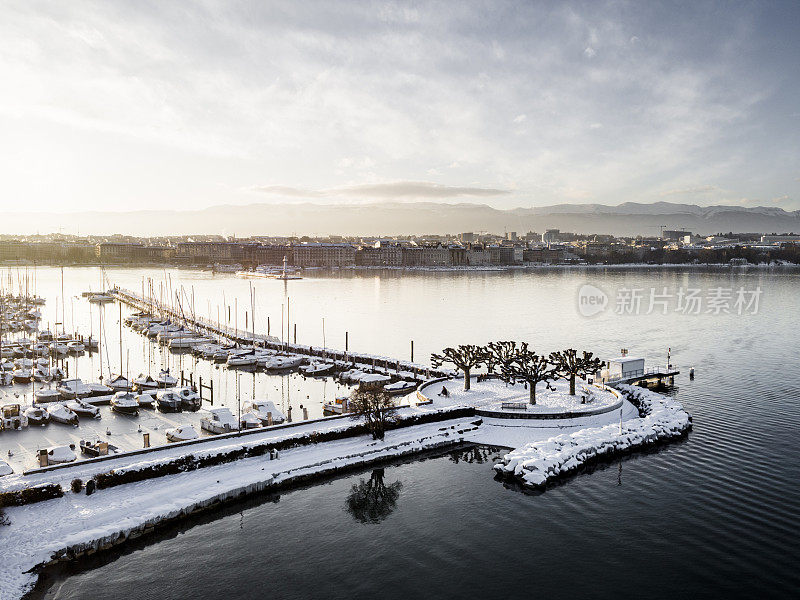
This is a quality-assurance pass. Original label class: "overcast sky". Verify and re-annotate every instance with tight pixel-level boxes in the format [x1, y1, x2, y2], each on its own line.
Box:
[2, 0, 799, 213]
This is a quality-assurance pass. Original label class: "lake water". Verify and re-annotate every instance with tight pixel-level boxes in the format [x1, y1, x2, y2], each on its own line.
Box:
[5, 266, 800, 598]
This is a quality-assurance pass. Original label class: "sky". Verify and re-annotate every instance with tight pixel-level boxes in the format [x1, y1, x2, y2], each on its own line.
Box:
[1, 0, 799, 214]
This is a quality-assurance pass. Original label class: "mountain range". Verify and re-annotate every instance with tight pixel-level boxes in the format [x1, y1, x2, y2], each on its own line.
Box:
[3, 201, 799, 237]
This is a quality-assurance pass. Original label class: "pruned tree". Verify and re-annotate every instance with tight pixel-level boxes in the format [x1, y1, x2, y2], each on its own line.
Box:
[431, 344, 486, 390]
[549, 349, 605, 395]
[484, 341, 520, 375]
[501, 344, 558, 404]
[348, 388, 398, 440]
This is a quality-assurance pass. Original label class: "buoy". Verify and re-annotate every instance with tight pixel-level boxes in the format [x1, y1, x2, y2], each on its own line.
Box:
[106, 428, 111, 436]
[689, 367, 695, 380]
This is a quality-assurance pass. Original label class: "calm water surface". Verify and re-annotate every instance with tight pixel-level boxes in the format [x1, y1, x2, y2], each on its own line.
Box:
[6, 266, 799, 599]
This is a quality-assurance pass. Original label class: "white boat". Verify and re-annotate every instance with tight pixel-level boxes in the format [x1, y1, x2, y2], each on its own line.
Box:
[34, 388, 62, 403]
[13, 368, 32, 383]
[227, 350, 259, 367]
[14, 358, 34, 369]
[0, 371, 14, 386]
[261, 355, 305, 371]
[110, 391, 139, 416]
[46, 403, 79, 426]
[86, 382, 114, 396]
[165, 425, 199, 442]
[0, 460, 12, 476]
[169, 336, 211, 349]
[31, 343, 49, 356]
[51, 343, 69, 357]
[51, 366, 66, 380]
[24, 405, 50, 426]
[358, 373, 392, 390]
[323, 395, 352, 414]
[65, 398, 102, 419]
[384, 380, 418, 396]
[299, 361, 335, 376]
[241, 400, 286, 424]
[104, 373, 132, 391]
[156, 368, 177, 387]
[67, 341, 85, 354]
[40, 445, 77, 465]
[240, 411, 263, 429]
[57, 378, 91, 399]
[1, 403, 28, 430]
[133, 373, 159, 390]
[135, 392, 156, 408]
[84, 336, 99, 351]
[175, 386, 201, 411]
[87, 292, 115, 304]
[200, 407, 238, 434]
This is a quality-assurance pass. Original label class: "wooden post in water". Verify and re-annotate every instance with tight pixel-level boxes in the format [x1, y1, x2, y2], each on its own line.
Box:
[294, 323, 297, 344]
[345, 331, 349, 352]
[143, 433, 150, 448]
[411, 340, 414, 363]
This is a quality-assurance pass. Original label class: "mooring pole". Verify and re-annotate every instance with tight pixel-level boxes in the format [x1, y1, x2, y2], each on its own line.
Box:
[411, 340, 414, 362]
[345, 331, 349, 352]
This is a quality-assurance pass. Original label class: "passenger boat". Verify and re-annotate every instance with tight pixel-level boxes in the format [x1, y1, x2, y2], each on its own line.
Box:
[200, 407, 238, 434]
[24, 405, 50, 426]
[156, 390, 182, 413]
[110, 391, 139, 416]
[46, 403, 79, 426]
[1, 404, 28, 430]
[79, 439, 118, 457]
[65, 398, 101, 419]
[241, 400, 286, 424]
[165, 425, 199, 442]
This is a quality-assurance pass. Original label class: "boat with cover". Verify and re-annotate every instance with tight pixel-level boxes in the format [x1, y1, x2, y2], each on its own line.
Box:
[133, 373, 159, 391]
[135, 392, 156, 408]
[241, 399, 286, 424]
[200, 407, 238, 434]
[79, 439, 118, 457]
[40, 445, 77, 465]
[176, 386, 202, 411]
[299, 361, 335, 376]
[57, 378, 91, 399]
[13, 368, 32, 383]
[262, 355, 305, 372]
[24, 405, 49, 426]
[323, 395, 353, 415]
[240, 411, 262, 429]
[156, 368, 177, 387]
[33, 366, 52, 382]
[0, 461, 12, 476]
[65, 398, 101, 419]
[66, 341, 85, 354]
[46, 403, 79, 426]
[86, 382, 114, 396]
[35, 387, 61, 403]
[156, 390, 182, 413]
[384, 380, 418, 396]
[110, 391, 139, 415]
[165, 425, 199, 442]
[104, 373, 131, 391]
[227, 349, 259, 367]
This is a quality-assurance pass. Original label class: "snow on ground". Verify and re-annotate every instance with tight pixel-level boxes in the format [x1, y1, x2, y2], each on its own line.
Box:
[422, 376, 620, 414]
[0, 418, 477, 600]
[493, 385, 691, 488]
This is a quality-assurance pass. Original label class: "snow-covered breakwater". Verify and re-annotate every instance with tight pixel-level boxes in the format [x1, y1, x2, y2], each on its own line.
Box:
[493, 386, 692, 488]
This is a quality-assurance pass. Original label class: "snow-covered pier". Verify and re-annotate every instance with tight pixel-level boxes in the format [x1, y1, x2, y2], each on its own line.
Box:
[111, 286, 452, 379]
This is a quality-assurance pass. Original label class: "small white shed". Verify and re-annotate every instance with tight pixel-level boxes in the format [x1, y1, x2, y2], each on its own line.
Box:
[607, 357, 645, 380]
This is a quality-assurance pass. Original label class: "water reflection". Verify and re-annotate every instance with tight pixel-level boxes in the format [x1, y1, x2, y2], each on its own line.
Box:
[448, 445, 503, 465]
[345, 468, 403, 524]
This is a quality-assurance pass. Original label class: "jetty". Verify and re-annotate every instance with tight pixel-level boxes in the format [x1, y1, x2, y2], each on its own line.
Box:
[110, 286, 451, 380]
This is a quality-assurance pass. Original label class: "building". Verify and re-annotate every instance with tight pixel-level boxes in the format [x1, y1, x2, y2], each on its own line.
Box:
[662, 230, 692, 241]
[459, 232, 476, 243]
[175, 242, 244, 264]
[760, 234, 800, 244]
[542, 229, 560, 244]
[292, 243, 355, 267]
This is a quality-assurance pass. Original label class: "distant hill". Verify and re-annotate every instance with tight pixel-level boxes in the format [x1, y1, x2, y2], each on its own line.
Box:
[2, 201, 799, 237]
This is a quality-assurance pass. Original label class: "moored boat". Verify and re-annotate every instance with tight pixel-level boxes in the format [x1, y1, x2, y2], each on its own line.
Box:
[135, 392, 156, 408]
[165, 425, 198, 442]
[1, 404, 28, 430]
[110, 391, 139, 415]
[24, 405, 50, 426]
[241, 399, 286, 424]
[46, 403, 79, 426]
[176, 386, 201, 411]
[39, 445, 77, 465]
[104, 373, 132, 391]
[35, 387, 61, 403]
[200, 407, 237, 434]
[65, 398, 101, 419]
[79, 439, 118, 457]
[156, 390, 182, 413]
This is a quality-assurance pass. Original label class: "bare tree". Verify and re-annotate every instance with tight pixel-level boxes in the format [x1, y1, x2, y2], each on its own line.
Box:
[345, 468, 403, 524]
[484, 341, 520, 376]
[549, 349, 605, 395]
[501, 344, 558, 404]
[431, 344, 485, 390]
[348, 388, 398, 440]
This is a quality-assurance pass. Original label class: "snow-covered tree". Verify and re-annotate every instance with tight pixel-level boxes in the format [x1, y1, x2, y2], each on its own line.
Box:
[501, 344, 558, 404]
[483, 340, 520, 375]
[348, 388, 398, 440]
[431, 344, 485, 390]
[549, 349, 605, 395]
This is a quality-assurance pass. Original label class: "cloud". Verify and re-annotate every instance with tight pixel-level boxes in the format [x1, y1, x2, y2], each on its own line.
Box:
[660, 185, 720, 197]
[249, 181, 511, 200]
